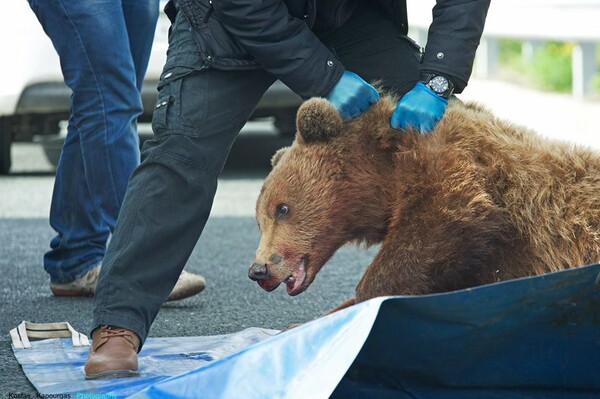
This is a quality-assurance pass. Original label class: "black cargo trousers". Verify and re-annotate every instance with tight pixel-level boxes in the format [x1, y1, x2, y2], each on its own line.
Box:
[92, 1, 421, 346]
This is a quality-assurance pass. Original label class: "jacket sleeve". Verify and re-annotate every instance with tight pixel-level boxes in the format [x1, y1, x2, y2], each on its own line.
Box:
[211, 0, 344, 99]
[421, 0, 491, 93]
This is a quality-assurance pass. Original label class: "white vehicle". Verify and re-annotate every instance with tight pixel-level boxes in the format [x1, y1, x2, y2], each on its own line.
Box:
[0, 1, 301, 174]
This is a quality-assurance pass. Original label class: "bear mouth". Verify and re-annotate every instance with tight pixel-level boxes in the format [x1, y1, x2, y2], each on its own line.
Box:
[256, 257, 308, 296]
[283, 257, 307, 296]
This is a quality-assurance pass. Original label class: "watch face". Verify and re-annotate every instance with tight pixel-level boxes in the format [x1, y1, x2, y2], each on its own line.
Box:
[428, 75, 449, 94]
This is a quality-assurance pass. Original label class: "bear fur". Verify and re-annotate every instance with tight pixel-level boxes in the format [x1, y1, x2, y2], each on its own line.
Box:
[248, 94, 600, 308]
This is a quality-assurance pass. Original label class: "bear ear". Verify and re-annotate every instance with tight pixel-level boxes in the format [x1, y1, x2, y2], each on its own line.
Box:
[296, 98, 343, 144]
[271, 146, 290, 168]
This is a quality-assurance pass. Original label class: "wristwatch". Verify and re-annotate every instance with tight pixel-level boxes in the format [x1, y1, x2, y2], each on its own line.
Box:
[420, 73, 454, 99]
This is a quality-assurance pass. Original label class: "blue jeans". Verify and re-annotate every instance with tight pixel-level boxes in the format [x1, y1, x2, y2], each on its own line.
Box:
[27, 0, 159, 283]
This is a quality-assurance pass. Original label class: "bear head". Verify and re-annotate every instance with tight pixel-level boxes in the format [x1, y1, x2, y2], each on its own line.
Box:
[249, 98, 353, 296]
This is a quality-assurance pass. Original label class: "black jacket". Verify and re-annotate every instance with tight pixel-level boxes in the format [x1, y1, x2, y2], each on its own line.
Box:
[173, 0, 490, 98]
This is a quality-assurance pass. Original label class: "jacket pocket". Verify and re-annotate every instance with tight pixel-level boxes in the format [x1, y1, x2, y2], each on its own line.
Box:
[200, 17, 256, 67]
[177, 0, 259, 69]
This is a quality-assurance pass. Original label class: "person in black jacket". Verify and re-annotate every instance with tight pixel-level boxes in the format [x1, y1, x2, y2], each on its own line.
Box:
[85, 0, 490, 379]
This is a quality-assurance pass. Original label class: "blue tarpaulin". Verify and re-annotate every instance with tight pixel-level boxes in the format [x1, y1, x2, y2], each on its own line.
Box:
[12, 263, 600, 398]
[11, 327, 279, 397]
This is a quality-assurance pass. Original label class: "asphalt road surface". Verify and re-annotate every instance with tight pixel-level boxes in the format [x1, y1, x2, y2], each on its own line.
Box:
[0, 128, 379, 395]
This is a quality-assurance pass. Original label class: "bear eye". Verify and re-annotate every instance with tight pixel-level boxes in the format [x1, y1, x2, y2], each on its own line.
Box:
[275, 203, 290, 218]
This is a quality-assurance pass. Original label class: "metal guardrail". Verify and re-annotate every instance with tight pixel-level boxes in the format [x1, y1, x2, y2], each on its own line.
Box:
[407, 1, 600, 99]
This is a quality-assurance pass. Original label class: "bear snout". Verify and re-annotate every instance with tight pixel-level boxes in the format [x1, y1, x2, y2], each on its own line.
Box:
[248, 262, 271, 281]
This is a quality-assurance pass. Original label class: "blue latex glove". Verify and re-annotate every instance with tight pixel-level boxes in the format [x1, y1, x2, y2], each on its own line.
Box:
[326, 71, 379, 119]
[390, 82, 448, 133]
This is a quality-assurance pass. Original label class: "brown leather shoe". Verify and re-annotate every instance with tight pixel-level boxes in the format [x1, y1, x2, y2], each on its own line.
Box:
[84, 325, 140, 380]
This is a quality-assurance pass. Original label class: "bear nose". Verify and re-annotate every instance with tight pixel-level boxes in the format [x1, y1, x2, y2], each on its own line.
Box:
[248, 263, 270, 281]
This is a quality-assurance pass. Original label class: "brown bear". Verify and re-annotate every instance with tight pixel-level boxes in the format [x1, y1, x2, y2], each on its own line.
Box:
[248, 94, 600, 310]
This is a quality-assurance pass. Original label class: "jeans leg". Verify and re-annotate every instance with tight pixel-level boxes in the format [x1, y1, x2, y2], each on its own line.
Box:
[93, 65, 276, 346]
[122, 0, 160, 91]
[45, 114, 105, 283]
[29, 0, 157, 282]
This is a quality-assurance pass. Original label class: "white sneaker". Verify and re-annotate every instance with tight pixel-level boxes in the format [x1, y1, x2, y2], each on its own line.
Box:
[50, 264, 100, 296]
[166, 270, 206, 301]
[49, 265, 206, 301]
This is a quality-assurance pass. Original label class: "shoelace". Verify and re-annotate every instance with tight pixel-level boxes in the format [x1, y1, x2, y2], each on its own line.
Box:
[101, 328, 131, 338]
[94, 326, 135, 350]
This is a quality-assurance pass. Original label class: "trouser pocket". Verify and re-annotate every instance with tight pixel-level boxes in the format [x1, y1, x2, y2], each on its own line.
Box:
[152, 68, 210, 137]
